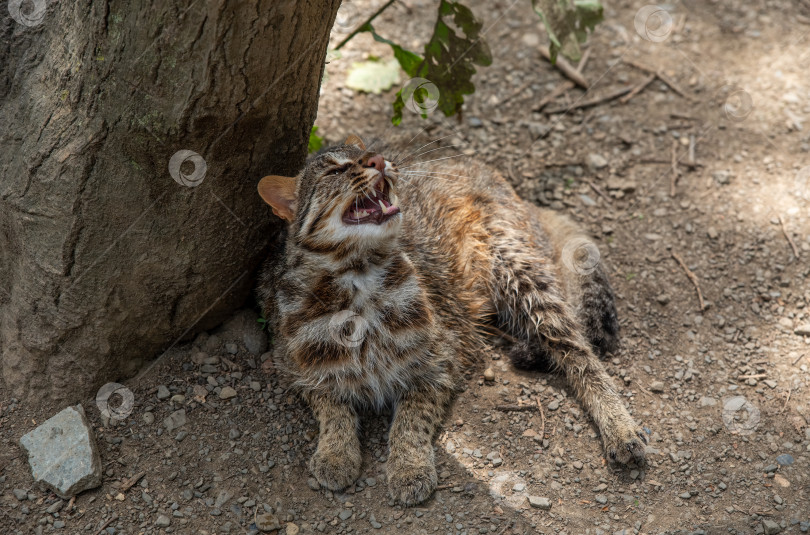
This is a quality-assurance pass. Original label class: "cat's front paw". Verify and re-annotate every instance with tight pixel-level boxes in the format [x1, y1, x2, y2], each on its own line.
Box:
[309, 446, 361, 491]
[387, 461, 437, 506]
[602, 420, 648, 465]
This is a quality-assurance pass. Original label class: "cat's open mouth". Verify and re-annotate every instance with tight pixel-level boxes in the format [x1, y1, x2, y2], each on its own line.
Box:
[342, 175, 400, 225]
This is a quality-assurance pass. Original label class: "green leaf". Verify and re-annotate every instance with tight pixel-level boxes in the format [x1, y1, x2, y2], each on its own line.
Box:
[308, 126, 323, 154]
[362, 23, 424, 77]
[391, 1, 492, 123]
[531, 0, 603, 63]
[345, 58, 402, 94]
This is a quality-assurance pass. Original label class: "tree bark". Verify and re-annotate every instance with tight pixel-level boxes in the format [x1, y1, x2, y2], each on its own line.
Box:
[0, 0, 340, 406]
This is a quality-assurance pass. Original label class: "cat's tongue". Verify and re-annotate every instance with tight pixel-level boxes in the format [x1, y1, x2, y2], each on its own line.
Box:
[346, 195, 399, 224]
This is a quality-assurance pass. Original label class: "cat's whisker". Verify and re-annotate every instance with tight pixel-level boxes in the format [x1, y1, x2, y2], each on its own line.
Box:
[398, 152, 476, 169]
[390, 126, 433, 162]
[395, 133, 455, 165]
[404, 144, 465, 165]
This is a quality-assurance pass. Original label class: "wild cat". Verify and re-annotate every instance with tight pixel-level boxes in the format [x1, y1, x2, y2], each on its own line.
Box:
[256, 135, 647, 506]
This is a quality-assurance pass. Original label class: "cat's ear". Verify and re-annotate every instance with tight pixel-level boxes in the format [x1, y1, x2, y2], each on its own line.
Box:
[344, 134, 366, 150]
[258, 175, 297, 222]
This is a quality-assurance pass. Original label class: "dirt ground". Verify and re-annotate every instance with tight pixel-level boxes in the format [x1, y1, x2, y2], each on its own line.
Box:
[2, 0, 810, 533]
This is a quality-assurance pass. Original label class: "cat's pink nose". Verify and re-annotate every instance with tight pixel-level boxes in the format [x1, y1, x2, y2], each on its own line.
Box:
[364, 154, 386, 173]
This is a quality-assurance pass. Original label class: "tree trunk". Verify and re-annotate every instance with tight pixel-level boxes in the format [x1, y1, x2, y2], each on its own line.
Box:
[0, 0, 340, 406]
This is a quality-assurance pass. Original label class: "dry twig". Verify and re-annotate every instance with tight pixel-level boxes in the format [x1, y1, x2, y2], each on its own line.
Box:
[623, 58, 692, 100]
[120, 471, 146, 492]
[583, 178, 612, 203]
[533, 81, 575, 112]
[687, 135, 696, 169]
[545, 85, 634, 114]
[670, 139, 679, 197]
[535, 396, 546, 440]
[93, 515, 118, 535]
[539, 46, 589, 89]
[576, 47, 592, 73]
[619, 74, 656, 104]
[670, 251, 706, 311]
[793, 353, 806, 366]
[495, 404, 537, 412]
[778, 215, 800, 259]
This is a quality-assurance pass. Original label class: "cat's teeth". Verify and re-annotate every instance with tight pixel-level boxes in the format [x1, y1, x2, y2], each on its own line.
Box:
[380, 202, 389, 214]
[357, 210, 369, 218]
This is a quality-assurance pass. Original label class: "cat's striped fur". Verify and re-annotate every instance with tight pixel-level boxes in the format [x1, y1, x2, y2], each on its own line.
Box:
[257, 137, 645, 506]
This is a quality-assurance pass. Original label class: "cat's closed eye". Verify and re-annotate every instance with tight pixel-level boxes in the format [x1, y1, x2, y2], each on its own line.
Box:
[329, 165, 349, 175]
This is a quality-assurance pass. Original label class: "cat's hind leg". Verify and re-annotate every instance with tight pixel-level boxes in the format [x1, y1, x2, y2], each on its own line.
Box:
[490, 229, 646, 464]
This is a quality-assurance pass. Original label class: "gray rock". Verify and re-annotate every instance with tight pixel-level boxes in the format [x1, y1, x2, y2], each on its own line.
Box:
[794, 324, 810, 336]
[699, 396, 717, 407]
[595, 495, 608, 504]
[12, 488, 27, 501]
[256, 512, 280, 532]
[365, 477, 377, 487]
[156, 385, 170, 400]
[527, 496, 552, 510]
[46, 499, 65, 513]
[219, 386, 237, 400]
[142, 412, 155, 425]
[163, 410, 187, 432]
[547, 400, 560, 411]
[586, 153, 608, 170]
[307, 478, 320, 491]
[215, 490, 233, 509]
[339, 509, 353, 521]
[244, 330, 268, 356]
[19, 405, 102, 498]
[650, 381, 665, 393]
[762, 519, 782, 534]
[155, 514, 171, 527]
[776, 454, 794, 466]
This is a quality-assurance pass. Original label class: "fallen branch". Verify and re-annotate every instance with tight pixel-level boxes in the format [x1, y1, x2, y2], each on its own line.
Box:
[93, 515, 118, 535]
[539, 46, 589, 89]
[533, 81, 575, 112]
[623, 58, 692, 101]
[670, 251, 706, 311]
[619, 74, 656, 104]
[636, 158, 703, 168]
[576, 48, 592, 73]
[495, 404, 537, 412]
[121, 471, 146, 492]
[792, 353, 805, 366]
[687, 135, 696, 169]
[535, 396, 546, 441]
[583, 178, 612, 203]
[670, 139, 679, 197]
[778, 215, 800, 259]
[435, 483, 456, 491]
[545, 85, 634, 114]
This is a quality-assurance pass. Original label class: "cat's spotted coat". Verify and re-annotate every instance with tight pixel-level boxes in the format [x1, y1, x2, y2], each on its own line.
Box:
[257, 135, 646, 506]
